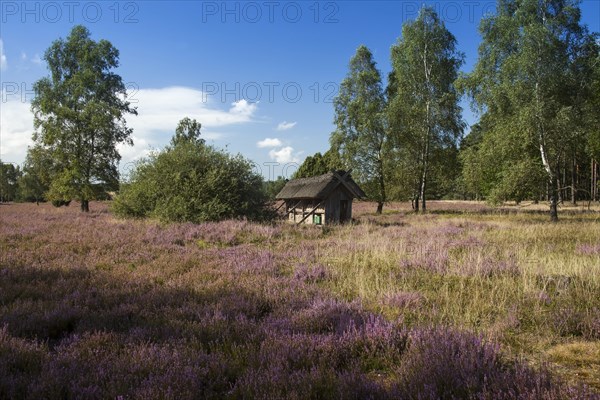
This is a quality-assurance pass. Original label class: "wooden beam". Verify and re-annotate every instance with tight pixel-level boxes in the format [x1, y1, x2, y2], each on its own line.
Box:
[289, 200, 303, 212]
[297, 199, 325, 225]
[284, 200, 303, 221]
[332, 170, 363, 199]
[274, 200, 286, 213]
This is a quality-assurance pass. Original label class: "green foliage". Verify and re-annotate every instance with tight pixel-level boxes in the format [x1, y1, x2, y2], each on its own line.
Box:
[18, 145, 55, 203]
[30, 25, 136, 212]
[0, 162, 20, 202]
[170, 117, 204, 147]
[264, 176, 287, 201]
[457, 123, 485, 200]
[51, 199, 71, 207]
[331, 45, 388, 211]
[427, 145, 462, 200]
[460, 0, 599, 218]
[487, 159, 547, 204]
[587, 51, 600, 161]
[46, 169, 80, 204]
[113, 122, 269, 223]
[293, 149, 343, 179]
[388, 6, 465, 210]
[0, 163, 19, 202]
[459, 118, 547, 203]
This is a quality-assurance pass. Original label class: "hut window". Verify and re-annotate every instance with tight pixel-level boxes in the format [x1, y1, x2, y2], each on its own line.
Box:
[313, 214, 322, 225]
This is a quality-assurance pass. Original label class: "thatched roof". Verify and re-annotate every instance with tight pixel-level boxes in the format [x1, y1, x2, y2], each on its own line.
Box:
[276, 171, 366, 200]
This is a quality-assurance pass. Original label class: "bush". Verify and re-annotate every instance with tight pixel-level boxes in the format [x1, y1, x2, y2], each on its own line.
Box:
[51, 200, 71, 207]
[112, 141, 270, 223]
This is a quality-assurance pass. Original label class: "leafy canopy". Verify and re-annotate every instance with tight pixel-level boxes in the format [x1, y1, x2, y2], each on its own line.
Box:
[387, 6, 465, 210]
[331, 45, 388, 212]
[293, 149, 343, 179]
[113, 119, 269, 223]
[31, 25, 136, 211]
[459, 0, 599, 217]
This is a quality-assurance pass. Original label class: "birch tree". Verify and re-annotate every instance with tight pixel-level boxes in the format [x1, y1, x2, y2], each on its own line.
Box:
[462, 0, 598, 221]
[388, 7, 465, 212]
[31, 25, 136, 212]
[331, 45, 388, 213]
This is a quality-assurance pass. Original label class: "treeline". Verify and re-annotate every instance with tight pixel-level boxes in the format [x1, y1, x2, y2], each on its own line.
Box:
[0, 157, 114, 207]
[6, 1, 599, 223]
[0, 155, 113, 205]
[294, 1, 599, 220]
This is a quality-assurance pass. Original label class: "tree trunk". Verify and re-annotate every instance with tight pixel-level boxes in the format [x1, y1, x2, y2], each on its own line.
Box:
[561, 165, 567, 203]
[420, 178, 427, 212]
[592, 159, 597, 202]
[81, 199, 89, 212]
[539, 141, 558, 222]
[414, 193, 420, 213]
[420, 37, 432, 214]
[376, 155, 386, 215]
[549, 174, 558, 222]
[571, 158, 577, 205]
[420, 146, 429, 213]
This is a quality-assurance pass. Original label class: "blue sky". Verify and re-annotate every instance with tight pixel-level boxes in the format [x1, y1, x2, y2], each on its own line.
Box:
[1, 0, 599, 180]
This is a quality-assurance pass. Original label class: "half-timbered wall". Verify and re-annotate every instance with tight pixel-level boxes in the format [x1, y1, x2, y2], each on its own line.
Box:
[285, 186, 354, 225]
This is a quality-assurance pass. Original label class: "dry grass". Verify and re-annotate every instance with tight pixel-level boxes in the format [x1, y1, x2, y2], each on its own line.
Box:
[547, 342, 600, 389]
[320, 201, 600, 390]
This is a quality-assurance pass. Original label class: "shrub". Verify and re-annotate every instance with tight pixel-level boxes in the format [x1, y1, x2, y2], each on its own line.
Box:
[51, 199, 71, 207]
[113, 140, 270, 223]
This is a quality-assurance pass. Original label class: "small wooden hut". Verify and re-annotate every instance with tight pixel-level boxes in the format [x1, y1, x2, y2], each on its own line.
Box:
[275, 171, 366, 225]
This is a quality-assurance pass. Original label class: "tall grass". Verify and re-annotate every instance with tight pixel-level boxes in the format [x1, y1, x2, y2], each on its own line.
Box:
[318, 207, 600, 389]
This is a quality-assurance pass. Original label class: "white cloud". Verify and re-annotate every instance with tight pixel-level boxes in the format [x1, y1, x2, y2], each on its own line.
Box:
[126, 86, 257, 131]
[276, 121, 297, 131]
[0, 86, 259, 166]
[0, 95, 34, 164]
[269, 146, 301, 163]
[0, 39, 7, 70]
[230, 99, 257, 117]
[120, 86, 259, 162]
[257, 138, 283, 148]
[116, 134, 153, 164]
[31, 54, 42, 65]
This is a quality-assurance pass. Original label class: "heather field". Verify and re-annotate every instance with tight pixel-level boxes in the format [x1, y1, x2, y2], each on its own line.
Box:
[1, 202, 599, 399]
